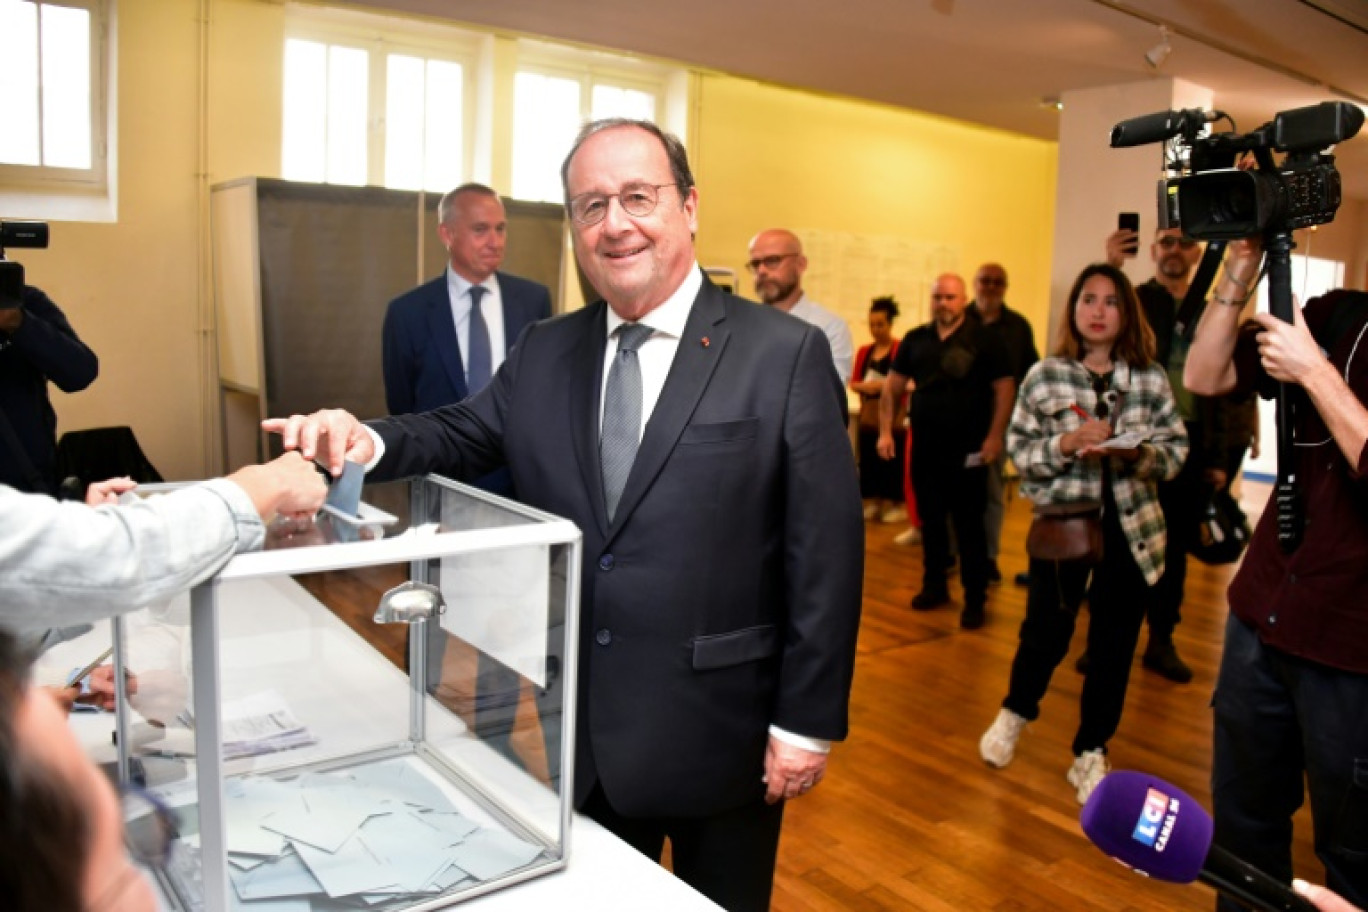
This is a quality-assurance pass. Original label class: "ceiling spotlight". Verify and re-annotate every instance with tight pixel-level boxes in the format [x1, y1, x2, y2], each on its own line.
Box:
[1040, 96, 1063, 111]
[1145, 25, 1172, 69]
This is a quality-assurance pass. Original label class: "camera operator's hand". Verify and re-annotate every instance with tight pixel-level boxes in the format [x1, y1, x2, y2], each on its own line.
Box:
[0, 306, 23, 333]
[1224, 236, 1263, 288]
[1104, 229, 1137, 268]
[86, 476, 137, 505]
[1251, 301, 1330, 387]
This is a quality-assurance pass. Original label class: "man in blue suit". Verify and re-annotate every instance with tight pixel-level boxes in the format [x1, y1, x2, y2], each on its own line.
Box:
[381, 181, 551, 438]
[268, 120, 863, 912]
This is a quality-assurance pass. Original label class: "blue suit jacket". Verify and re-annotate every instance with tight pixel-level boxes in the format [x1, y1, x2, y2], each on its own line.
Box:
[382, 271, 552, 415]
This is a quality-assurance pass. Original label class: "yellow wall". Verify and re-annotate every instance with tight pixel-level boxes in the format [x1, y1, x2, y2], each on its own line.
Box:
[693, 76, 1058, 347]
[27, 1, 1061, 480]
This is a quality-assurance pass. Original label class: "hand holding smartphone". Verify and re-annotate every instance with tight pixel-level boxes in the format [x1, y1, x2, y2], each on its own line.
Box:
[1118, 212, 1140, 257]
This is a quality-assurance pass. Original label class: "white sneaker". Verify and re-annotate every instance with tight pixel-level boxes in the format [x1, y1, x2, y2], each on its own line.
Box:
[979, 708, 1027, 768]
[893, 527, 922, 546]
[881, 505, 908, 524]
[1067, 749, 1111, 805]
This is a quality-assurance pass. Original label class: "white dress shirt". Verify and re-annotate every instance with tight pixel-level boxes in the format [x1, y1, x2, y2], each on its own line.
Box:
[789, 293, 854, 384]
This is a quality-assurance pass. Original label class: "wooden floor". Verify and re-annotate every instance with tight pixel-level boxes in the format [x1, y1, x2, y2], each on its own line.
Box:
[773, 480, 1319, 911]
[308, 480, 1322, 910]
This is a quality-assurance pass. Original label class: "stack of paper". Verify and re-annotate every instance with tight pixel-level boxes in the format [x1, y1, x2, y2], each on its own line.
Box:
[221, 691, 317, 761]
[209, 758, 545, 910]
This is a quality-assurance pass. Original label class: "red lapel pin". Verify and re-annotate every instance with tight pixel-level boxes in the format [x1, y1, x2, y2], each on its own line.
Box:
[701, 336, 710, 348]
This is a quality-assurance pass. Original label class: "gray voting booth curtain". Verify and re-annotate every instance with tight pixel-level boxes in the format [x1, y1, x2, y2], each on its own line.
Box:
[252, 179, 564, 452]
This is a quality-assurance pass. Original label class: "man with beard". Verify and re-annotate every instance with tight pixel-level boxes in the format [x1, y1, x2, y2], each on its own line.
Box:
[746, 229, 854, 383]
[1094, 225, 1225, 683]
[967, 263, 1039, 584]
[878, 273, 1013, 629]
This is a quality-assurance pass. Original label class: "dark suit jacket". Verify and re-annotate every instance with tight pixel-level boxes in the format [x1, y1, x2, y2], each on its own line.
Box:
[368, 275, 864, 818]
[381, 271, 552, 415]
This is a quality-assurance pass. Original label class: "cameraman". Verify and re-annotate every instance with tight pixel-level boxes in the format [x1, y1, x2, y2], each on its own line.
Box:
[0, 284, 98, 493]
[1185, 238, 1368, 910]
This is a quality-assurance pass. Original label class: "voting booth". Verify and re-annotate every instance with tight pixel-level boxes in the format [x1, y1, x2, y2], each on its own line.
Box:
[103, 474, 580, 911]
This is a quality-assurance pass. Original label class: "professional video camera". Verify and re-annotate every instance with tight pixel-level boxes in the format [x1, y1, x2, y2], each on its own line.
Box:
[1111, 100, 1363, 240]
[0, 220, 51, 310]
[1110, 100, 1364, 552]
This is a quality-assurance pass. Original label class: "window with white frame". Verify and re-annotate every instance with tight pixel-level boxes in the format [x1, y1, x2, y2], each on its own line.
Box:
[281, 8, 475, 191]
[511, 47, 665, 203]
[0, 0, 108, 191]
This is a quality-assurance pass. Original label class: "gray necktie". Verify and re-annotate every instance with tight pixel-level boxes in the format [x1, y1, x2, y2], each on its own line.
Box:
[601, 323, 654, 522]
[466, 285, 492, 393]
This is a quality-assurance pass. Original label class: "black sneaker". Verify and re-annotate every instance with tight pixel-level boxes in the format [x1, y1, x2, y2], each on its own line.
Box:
[1143, 640, 1193, 683]
[987, 561, 1002, 585]
[1075, 651, 1090, 675]
[960, 603, 986, 629]
[911, 589, 951, 611]
[1014, 571, 1032, 587]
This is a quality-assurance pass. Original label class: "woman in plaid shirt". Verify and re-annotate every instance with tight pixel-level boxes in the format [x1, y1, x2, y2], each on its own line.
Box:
[978, 262, 1189, 805]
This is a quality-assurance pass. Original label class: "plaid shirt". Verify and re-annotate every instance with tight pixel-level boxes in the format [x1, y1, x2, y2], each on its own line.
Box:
[1008, 357, 1189, 584]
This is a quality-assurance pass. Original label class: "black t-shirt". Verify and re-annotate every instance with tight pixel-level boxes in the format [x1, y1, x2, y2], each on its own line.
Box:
[892, 311, 1010, 459]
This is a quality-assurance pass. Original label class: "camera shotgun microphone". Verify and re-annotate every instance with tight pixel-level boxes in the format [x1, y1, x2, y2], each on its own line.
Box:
[1080, 771, 1316, 912]
[1111, 108, 1224, 148]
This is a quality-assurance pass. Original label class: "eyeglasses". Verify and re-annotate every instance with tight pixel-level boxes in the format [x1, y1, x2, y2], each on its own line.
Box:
[745, 253, 798, 274]
[1157, 236, 1199, 250]
[568, 182, 676, 226]
[123, 787, 179, 866]
[90, 789, 179, 910]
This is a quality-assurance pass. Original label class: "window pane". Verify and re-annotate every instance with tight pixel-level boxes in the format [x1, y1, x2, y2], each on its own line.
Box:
[423, 59, 463, 192]
[282, 39, 328, 182]
[384, 54, 425, 190]
[512, 73, 580, 203]
[0, 1, 41, 166]
[40, 3, 91, 168]
[326, 45, 368, 185]
[591, 85, 655, 122]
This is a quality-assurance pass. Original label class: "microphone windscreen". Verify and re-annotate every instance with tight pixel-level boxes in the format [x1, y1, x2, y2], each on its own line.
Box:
[1080, 770, 1213, 884]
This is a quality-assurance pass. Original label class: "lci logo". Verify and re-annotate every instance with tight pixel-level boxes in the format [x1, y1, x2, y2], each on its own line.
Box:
[1131, 787, 1179, 851]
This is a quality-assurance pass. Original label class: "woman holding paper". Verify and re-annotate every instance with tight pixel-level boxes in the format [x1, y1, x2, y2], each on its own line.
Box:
[978, 263, 1188, 805]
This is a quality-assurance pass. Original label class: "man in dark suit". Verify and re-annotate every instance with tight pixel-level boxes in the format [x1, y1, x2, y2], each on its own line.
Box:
[267, 119, 864, 912]
[381, 182, 551, 420]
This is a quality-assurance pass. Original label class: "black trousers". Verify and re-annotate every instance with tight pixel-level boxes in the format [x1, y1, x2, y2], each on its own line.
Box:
[583, 784, 785, 912]
[1212, 615, 1368, 911]
[1003, 504, 1150, 755]
[913, 453, 989, 608]
[1148, 420, 1204, 641]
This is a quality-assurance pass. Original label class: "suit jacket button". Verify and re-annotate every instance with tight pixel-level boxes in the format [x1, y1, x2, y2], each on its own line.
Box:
[598, 554, 615, 571]
[595, 628, 612, 646]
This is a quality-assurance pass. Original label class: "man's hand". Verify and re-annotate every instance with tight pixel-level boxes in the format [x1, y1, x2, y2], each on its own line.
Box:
[262, 409, 375, 477]
[86, 476, 137, 505]
[1104, 228, 1137, 268]
[78, 665, 138, 712]
[876, 431, 897, 461]
[979, 434, 1003, 466]
[762, 736, 828, 804]
[1250, 304, 1328, 387]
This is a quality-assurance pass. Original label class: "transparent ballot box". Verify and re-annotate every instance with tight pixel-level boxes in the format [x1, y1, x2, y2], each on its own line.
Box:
[109, 475, 581, 911]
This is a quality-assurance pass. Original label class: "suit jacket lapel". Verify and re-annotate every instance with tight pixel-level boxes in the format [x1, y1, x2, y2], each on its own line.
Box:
[428, 282, 468, 399]
[608, 281, 729, 535]
[569, 302, 611, 538]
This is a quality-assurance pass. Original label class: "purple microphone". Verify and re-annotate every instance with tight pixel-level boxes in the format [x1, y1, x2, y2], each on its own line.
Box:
[1080, 771, 1316, 912]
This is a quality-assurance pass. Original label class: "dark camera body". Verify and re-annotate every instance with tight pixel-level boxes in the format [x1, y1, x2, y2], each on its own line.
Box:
[1159, 159, 1342, 240]
[1114, 101, 1362, 242]
[0, 220, 50, 311]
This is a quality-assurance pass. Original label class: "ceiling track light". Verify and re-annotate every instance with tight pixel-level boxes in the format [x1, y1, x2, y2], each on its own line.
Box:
[1145, 24, 1172, 69]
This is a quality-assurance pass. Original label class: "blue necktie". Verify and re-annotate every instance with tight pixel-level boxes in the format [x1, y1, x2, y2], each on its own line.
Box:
[600, 323, 653, 522]
[466, 285, 492, 393]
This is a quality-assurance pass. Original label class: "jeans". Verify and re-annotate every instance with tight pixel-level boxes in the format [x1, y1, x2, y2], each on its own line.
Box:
[1212, 614, 1368, 911]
